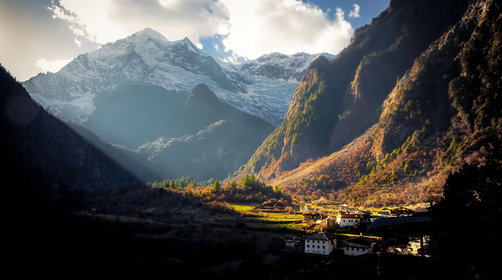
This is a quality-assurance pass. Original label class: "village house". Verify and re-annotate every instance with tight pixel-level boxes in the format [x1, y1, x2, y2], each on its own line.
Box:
[326, 216, 337, 228]
[303, 212, 324, 227]
[304, 232, 335, 255]
[340, 236, 376, 256]
[360, 211, 372, 224]
[302, 208, 329, 230]
[336, 211, 364, 227]
[370, 215, 381, 223]
[390, 207, 414, 217]
[378, 210, 391, 217]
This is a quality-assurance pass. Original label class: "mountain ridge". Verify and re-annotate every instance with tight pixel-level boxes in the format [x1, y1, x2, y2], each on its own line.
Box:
[232, 0, 502, 207]
[23, 29, 329, 126]
[236, 0, 471, 180]
[84, 82, 273, 180]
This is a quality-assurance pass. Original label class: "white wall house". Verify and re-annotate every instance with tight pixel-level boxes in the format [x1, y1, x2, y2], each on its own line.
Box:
[304, 232, 334, 255]
[340, 237, 374, 256]
[336, 213, 362, 227]
[341, 244, 370, 256]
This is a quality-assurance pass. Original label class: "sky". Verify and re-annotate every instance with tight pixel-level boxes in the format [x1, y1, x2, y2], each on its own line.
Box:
[0, 0, 390, 81]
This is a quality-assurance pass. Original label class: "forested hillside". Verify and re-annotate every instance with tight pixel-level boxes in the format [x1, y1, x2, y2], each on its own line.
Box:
[235, 0, 501, 206]
[0, 65, 141, 191]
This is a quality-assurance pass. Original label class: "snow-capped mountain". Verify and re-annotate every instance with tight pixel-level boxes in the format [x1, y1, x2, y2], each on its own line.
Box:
[23, 28, 327, 125]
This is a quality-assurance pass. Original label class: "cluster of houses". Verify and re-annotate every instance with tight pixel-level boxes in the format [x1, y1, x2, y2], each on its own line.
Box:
[289, 206, 428, 257]
[386, 236, 430, 256]
[302, 206, 415, 230]
[301, 231, 379, 256]
[299, 231, 427, 257]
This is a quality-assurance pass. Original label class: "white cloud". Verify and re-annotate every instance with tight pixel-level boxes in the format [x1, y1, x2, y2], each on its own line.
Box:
[74, 38, 82, 47]
[49, 0, 354, 59]
[35, 58, 72, 73]
[220, 0, 354, 59]
[48, 1, 93, 41]
[349, 4, 360, 18]
[222, 51, 244, 64]
[50, 0, 228, 46]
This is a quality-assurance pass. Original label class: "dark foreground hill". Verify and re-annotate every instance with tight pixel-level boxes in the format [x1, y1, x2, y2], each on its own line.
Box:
[0, 65, 146, 191]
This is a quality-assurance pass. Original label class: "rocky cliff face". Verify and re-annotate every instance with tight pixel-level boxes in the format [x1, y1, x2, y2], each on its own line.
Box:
[237, 0, 470, 182]
[336, 0, 498, 206]
[234, 0, 502, 206]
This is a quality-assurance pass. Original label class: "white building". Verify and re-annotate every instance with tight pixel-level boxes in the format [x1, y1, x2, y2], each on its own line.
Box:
[336, 213, 363, 227]
[304, 232, 335, 255]
[340, 237, 375, 256]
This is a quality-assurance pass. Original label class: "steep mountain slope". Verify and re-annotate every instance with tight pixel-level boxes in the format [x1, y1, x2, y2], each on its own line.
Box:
[84, 85, 185, 148]
[352, 0, 502, 204]
[84, 82, 272, 180]
[241, 0, 501, 207]
[135, 84, 274, 180]
[236, 0, 470, 181]
[0, 64, 145, 191]
[22, 29, 321, 126]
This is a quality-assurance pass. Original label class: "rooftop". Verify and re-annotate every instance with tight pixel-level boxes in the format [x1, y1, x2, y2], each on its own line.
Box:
[338, 213, 365, 219]
[341, 237, 375, 248]
[305, 231, 333, 241]
[370, 216, 432, 228]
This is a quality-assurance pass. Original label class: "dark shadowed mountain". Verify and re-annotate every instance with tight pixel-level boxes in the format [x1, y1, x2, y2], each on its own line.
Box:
[136, 84, 274, 180]
[0, 64, 210, 280]
[84, 85, 185, 148]
[235, 0, 501, 206]
[84, 83, 274, 180]
[0, 64, 150, 191]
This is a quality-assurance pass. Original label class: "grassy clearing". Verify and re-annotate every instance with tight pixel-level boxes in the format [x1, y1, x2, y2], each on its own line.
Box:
[228, 203, 257, 212]
[255, 211, 303, 223]
[228, 203, 307, 231]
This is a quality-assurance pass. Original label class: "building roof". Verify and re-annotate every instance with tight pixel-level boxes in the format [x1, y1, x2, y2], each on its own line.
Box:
[305, 232, 332, 241]
[370, 216, 432, 228]
[338, 213, 364, 219]
[341, 237, 374, 249]
[390, 207, 414, 214]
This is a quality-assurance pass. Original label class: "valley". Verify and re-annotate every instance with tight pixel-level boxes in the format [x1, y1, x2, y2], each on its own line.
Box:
[2, 0, 502, 279]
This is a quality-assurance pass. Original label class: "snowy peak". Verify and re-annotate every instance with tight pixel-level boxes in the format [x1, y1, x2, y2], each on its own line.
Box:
[128, 27, 168, 42]
[239, 52, 319, 81]
[179, 37, 199, 50]
[23, 27, 333, 126]
[128, 28, 197, 49]
[126, 29, 200, 54]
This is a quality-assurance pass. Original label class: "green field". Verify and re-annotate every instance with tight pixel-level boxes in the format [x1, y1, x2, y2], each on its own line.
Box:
[228, 203, 306, 231]
[229, 203, 257, 212]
